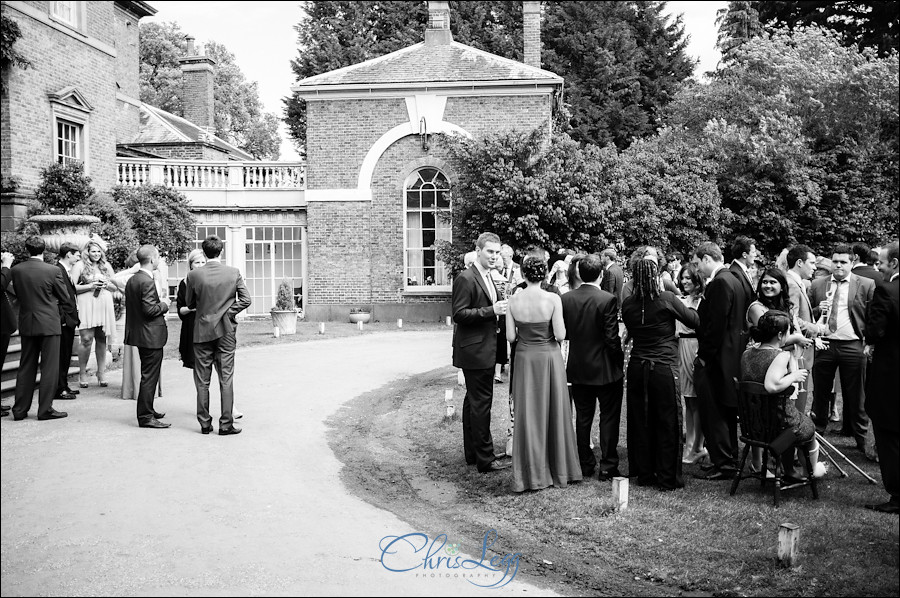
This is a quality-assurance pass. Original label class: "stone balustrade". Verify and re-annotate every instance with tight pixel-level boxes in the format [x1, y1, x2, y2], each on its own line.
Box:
[117, 159, 306, 190]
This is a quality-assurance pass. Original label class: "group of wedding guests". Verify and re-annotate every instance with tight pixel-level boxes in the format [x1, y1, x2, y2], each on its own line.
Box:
[2, 234, 251, 436]
[453, 232, 899, 514]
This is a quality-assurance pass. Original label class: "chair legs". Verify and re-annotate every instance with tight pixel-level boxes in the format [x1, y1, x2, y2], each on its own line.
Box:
[800, 447, 819, 499]
[730, 442, 819, 507]
[730, 443, 752, 496]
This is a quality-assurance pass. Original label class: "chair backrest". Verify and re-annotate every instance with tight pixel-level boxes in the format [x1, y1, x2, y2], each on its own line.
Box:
[734, 379, 792, 445]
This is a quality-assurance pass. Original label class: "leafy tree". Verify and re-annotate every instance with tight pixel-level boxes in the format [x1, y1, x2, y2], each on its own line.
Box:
[665, 26, 899, 254]
[138, 22, 282, 159]
[34, 162, 95, 214]
[285, 1, 693, 153]
[753, 1, 899, 57]
[1, 14, 31, 94]
[715, 1, 763, 62]
[111, 185, 196, 263]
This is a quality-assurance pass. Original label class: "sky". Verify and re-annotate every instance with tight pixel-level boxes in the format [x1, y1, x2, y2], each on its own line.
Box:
[144, 1, 727, 162]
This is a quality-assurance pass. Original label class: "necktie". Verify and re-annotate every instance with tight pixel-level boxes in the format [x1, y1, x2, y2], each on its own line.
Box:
[827, 279, 844, 333]
[485, 272, 496, 303]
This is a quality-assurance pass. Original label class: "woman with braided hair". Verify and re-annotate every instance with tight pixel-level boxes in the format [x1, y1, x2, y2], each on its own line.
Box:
[622, 255, 700, 490]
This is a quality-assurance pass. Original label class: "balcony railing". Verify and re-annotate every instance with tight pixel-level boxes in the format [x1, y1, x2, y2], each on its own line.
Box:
[117, 159, 306, 190]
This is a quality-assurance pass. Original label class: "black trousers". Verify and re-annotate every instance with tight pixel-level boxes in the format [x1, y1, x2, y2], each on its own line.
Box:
[571, 379, 623, 477]
[462, 367, 496, 471]
[873, 424, 899, 505]
[194, 331, 237, 430]
[57, 324, 75, 395]
[136, 346, 163, 424]
[694, 358, 738, 471]
[813, 340, 867, 443]
[626, 359, 684, 489]
[13, 334, 60, 419]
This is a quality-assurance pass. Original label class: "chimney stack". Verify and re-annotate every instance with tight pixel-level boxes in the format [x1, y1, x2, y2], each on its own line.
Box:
[178, 35, 216, 134]
[425, 1, 452, 46]
[523, 1, 541, 69]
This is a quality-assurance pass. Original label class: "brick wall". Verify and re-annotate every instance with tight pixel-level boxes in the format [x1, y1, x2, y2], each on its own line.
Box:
[181, 63, 215, 132]
[128, 143, 235, 161]
[305, 92, 552, 311]
[113, 5, 140, 99]
[1, 3, 118, 194]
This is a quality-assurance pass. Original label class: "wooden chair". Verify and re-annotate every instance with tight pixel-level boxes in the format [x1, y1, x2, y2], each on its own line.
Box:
[730, 379, 819, 507]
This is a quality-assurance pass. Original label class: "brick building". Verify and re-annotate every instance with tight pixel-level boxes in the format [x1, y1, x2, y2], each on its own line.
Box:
[0, 0, 156, 229]
[293, 0, 562, 321]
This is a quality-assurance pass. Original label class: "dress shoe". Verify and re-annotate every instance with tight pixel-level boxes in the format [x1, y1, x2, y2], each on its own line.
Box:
[200, 426, 213, 435]
[138, 418, 170, 429]
[479, 459, 510, 473]
[54, 392, 77, 400]
[219, 426, 242, 436]
[864, 502, 900, 515]
[37, 409, 68, 421]
[494, 452, 512, 460]
[599, 470, 622, 482]
[152, 411, 166, 419]
[0, 405, 10, 414]
[65, 387, 80, 395]
[782, 475, 808, 487]
[693, 468, 735, 481]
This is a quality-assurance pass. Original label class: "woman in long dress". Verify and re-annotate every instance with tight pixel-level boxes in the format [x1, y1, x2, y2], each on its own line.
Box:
[507, 255, 581, 492]
[676, 264, 707, 464]
[71, 239, 118, 387]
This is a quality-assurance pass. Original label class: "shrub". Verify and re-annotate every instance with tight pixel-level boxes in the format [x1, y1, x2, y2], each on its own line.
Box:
[33, 162, 95, 213]
[273, 279, 295, 311]
[112, 185, 196, 263]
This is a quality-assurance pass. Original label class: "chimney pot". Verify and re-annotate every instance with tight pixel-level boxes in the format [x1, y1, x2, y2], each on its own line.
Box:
[185, 35, 195, 56]
[425, 1, 452, 45]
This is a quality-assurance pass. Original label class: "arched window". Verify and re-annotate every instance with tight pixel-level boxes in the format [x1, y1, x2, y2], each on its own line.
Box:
[404, 167, 451, 289]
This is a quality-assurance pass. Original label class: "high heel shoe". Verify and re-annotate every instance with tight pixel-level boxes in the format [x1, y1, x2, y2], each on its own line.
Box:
[78, 375, 89, 389]
[97, 373, 108, 388]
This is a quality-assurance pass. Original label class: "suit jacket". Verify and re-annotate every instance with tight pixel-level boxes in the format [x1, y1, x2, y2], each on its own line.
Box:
[785, 270, 817, 368]
[10, 258, 69, 336]
[124, 270, 168, 349]
[561, 284, 624, 385]
[729, 261, 756, 304]
[853, 264, 882, 286]
[1, 266, 17, 334]
[600, 263, 624, 302]
[809, 273, 875, 340]
[452, 264, 498, 370]
[697, 266, 750, 407]
[865, 276, 899, 433]
[56, 262, 80, 329]
[185, 260, 251, 343]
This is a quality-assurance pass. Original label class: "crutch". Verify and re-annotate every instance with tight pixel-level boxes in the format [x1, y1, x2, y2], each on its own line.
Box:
[816, 439, 848, 478]
[815, 432, 878, 484]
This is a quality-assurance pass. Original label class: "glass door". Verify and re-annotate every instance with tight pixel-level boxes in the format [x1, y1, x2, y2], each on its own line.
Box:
[244, 226, 304, 315]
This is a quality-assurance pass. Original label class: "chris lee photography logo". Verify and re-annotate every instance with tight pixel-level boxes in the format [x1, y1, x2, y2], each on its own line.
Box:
[378, 528, 522, 588]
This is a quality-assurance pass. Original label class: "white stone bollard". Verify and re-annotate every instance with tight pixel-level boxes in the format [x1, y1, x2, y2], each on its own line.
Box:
[446, 405, 455, 417]
[318, 322, 325, 335]
[446, 316, 452, 326]
[457, 369, 465, 386]
[444, 389, 453, 403]
[612, 477, 629, 511]
[777, 523, 800, 567]
[397, 318, 403, 328]
[273, 326, 280, 338]
[357, 320, 364, 331]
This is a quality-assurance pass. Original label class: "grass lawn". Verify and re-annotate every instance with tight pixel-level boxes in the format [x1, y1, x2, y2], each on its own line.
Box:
[329, 365, 900, 597]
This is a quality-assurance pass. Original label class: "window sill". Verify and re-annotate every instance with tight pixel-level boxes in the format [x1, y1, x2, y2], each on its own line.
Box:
[402, 288, 450, 297]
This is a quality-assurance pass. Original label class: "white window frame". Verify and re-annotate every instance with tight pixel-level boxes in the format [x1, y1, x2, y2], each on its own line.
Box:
[49, 100, 90, 173]
[403, 167, 452, 292]
[50, 1, 84, 31]
[56, 119, 81, 165]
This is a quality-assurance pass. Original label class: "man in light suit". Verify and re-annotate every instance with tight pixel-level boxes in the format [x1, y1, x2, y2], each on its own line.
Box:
[692, 241, 750, 480]
[599, 248, 624, 303]
[785, 244, 820, 406]
[452, 232, 509, 472]
[185, 235, 251, 435]
[810, 243, 875, 450]
[125, 245, 170, 429]
[864, 241, 899, 514]
[10, 236, 71, 421]
[561, 254, 624, 480]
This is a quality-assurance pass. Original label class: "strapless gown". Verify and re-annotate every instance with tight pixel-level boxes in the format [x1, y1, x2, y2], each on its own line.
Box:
[510, 321, 582, 492]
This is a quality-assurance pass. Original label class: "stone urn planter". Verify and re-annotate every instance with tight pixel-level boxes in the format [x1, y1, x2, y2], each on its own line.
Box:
[349, 309, 371, 324]
[270, 279, 299, 335]
[28, 214, 100, 254]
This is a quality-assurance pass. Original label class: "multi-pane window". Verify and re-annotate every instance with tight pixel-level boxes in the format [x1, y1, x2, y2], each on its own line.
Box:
[51, 1, 77, 26]
[245, 226, 304, 315]
[56, 120, 80, 165]
[405, 168, 451, 289]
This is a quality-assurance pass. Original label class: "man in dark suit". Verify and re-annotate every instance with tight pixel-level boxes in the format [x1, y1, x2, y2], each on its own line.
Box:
[691, 241, 751, 479]
[728, 236, 758, 304]
[561, 253, 624, 480]
[55, 243, 81, 401]
[452, 232, 509, 473]
[185, 235, 251, 435]
[1, 250, 16, 417]
[9, 236, 70, 421]
[125, 244, 170, 429]
[810, 243, 875, 450]
[851, 242, 883, 287]
[864, 241, 899, 514]
[599, 248, 624, 302]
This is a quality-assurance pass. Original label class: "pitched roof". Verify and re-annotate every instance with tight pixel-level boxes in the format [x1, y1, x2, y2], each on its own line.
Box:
[293, 41, 562, 92]
[129, 104, 253, 161]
